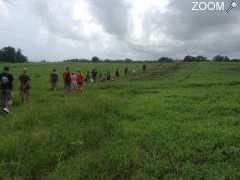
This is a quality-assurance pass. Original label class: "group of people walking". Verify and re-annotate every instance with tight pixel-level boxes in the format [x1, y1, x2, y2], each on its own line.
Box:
[0, 64, 147, 114]
[61, 67, 85, 92]
[0, 67, 30, 113]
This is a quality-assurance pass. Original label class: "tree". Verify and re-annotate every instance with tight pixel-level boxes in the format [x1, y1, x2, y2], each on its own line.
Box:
[92, 56, 100, 63]
[104, 59, 111, 63]
[0, 46, 28, 63]
[0, 47, 16, 62]
[183, 55, 209, 62]
[184, 55, 195, 62]
[158, 57, 174, 63]
[213, 55, 230, 62]
[195, 56, 208, 62]
[231, 59, 240, 62]
[125, 58, 133, 63]
[16, 49, 28, 62]
[224, 56, 230, 62]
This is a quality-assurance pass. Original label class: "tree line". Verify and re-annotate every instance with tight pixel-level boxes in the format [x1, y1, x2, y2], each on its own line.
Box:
[64, 55, 240, 63]
[64, 56, 175, 63]
[1, 46, 240, 63]
[0, 46, 28, 63]
[183, 55, 240, 62]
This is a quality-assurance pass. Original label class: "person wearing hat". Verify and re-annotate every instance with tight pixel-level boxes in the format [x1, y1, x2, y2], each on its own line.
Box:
[19, 68, 31, 104]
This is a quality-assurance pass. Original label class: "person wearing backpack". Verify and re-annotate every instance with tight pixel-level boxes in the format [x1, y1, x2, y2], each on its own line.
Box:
[19, 68, 31, 104]
[0, 66, 14, 113]
[50, 68, 58, 91]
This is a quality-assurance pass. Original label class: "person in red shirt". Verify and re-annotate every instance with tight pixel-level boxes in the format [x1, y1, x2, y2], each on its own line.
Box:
[63, 67, 71, 92]
[76, 71, 84, 93]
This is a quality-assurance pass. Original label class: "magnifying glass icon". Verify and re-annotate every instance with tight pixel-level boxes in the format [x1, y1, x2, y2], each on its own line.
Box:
[226, 1, 238, 13]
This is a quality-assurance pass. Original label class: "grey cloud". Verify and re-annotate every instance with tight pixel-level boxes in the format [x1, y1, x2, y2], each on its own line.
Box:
[32, 0, 87, 41]
[135, 0, 240, 58]
[161, 0, 240, 41]
[1, 0, 240, 60]
[88, 0, 130, 38]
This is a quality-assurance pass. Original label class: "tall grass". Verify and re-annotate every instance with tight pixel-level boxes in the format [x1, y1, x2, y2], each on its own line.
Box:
[0, 62, 240, 179]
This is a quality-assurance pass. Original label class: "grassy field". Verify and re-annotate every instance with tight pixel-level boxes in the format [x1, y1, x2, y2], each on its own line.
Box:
[0, 62, 240, 179]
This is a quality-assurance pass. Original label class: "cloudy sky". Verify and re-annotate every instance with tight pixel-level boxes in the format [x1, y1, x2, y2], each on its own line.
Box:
[0, 0, 240, 61]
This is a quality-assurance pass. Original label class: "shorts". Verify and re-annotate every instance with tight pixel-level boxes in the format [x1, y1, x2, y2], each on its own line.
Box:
[51, 82, 58, 88]
[78, 82, 84, 88]
[71, 81, 78, 90]
[1, 89, 13, 108]
[64, 82, 71, 90]
[20, 89, 29, 97]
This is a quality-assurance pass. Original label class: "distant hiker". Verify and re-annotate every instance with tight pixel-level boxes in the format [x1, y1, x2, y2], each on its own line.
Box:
[50, 69, 58, 91]
[124, 66, 128, 76]
[92, 68, 98, 82]
[115, 69, 120, 79]
[76, 71, 84, 93]
[99, 72, 104, 82]
[71, 72, 79, 91]
[19, 68, 31, 104]
[0, 66, 14, 113]
[85, 71, 91, 83]
[103, 72, 108, 81]
[107, 72, 111, 81]
[143, 64, 147, 73]
[63, 67, 71, 92]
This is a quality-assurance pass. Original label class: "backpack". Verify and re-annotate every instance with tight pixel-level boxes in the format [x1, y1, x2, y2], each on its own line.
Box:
[1, 76, 9, 85]
[51, 73, 58, 82]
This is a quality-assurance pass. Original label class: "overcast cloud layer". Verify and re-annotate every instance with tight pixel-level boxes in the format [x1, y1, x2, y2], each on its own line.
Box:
[0, 0, 240, 61]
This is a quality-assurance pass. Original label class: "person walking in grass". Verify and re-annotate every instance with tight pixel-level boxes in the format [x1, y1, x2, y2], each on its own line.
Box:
[115, 69, 120, 79]
[0, 66, 14, 113]
[92, 68, 98, 82]
[107, 72, 111, 81]
[19, 68, 31, 104]
[143, 64, 147, 73]
[85, 71, 92, 83]
[124, 66, 128, 76]
[50, 68, 58, 91]
[99, 72, 104, 82]
[63, 67, 71, 92]
[76, 71, 84, 93]
[71, 72, 79, 91]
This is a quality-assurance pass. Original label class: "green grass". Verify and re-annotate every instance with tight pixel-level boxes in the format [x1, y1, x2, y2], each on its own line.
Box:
[0, 62, 240, 179]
